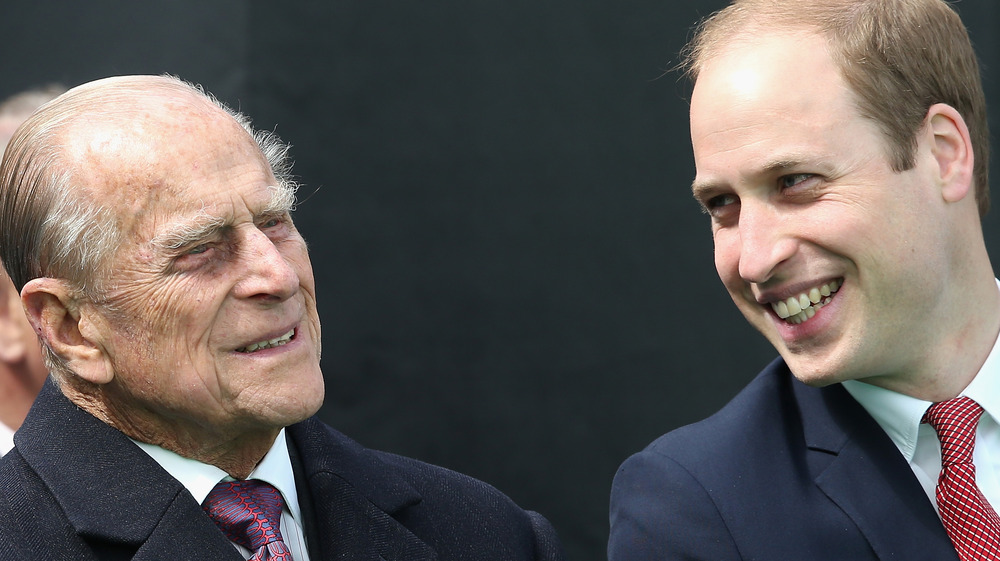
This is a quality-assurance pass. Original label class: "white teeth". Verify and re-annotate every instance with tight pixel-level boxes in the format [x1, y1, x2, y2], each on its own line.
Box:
[769, 280, 841, 322]
[808, 288, 821, 304]
[775, 300, 789, 318]
[237, 328, 295, 353]
[786, 297, 802, 316]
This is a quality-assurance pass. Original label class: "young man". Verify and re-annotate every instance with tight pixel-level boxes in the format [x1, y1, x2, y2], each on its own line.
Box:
[611, 1, 997, 559]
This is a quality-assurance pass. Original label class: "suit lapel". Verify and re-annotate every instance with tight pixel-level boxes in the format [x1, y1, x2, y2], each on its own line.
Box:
[287, 420, 437, 561]
[129, 494, 242, 561]
[15, 381, 243, 560]
[795, 379, 959, 561]
[305, 470, 436, 561]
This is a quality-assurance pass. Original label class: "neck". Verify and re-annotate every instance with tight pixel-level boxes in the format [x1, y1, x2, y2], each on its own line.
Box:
[61, 381, 279, 479]
[875, 269, 1000, 402]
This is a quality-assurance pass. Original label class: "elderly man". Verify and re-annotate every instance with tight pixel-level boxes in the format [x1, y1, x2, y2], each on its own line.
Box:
[610, 0, 1000, 560]
[0, 75, 564, 560]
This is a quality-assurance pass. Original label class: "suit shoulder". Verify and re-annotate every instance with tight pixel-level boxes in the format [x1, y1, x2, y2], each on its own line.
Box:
[289, 418, 566, 561]
[371, 448, 549, 523]
[0, 449, 93, 559]
[626, 358, 805, 476]
[659, 360, 792, 438]
[381, 451, 567, 560]
[293, 417, 531, 506]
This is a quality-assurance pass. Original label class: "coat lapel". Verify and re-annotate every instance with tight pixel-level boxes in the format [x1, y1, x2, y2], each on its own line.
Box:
[15, 381, 243, 560]
[287, 419, 437, 561]
[129, 494, 242, 561]
[796, 379, 959, 561]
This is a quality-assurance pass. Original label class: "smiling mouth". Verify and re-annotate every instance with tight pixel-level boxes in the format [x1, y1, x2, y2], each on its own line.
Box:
[236, 328, 295, 353]
[770, 279, 841, 325]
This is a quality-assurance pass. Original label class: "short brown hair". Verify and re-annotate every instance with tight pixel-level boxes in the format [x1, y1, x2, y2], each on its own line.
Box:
[683, 0, 990, 215]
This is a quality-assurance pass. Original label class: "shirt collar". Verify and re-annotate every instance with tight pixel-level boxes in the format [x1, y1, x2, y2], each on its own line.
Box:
[961, 326, 1000, 427]
[843, 278, 1000, 462]
[842, 378, 930, 461]
[132, 427, 302, 521]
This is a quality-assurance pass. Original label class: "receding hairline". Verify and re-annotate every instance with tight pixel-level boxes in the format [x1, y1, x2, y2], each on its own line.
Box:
[30, 76, 230, 152]
[687, 17, 832, 82]
[39, 76, 257, 194]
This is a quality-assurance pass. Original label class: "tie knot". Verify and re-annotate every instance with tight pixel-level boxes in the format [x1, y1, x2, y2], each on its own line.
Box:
[923, 396, 984, 466]
[203, 479, 287, 552]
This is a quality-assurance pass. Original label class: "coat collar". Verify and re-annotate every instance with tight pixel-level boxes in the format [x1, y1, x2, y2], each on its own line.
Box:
[14, 379, 243, 560]
[287, 418, 436, 560]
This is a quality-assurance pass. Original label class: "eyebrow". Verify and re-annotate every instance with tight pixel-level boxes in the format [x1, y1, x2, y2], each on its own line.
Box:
[149, 184, 296, 251]
[262, 183, 296, 216]
[150, 210, 228, 251]
[690, 156, 813, 199]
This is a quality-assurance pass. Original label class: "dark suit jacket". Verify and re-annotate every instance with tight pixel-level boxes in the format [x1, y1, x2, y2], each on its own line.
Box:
[609, 357, 959, 561]
[0, 380, 565, 560]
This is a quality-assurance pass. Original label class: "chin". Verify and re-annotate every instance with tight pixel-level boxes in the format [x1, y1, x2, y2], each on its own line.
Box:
[286, 379, 326, 423]
[789, 371, 841, 387]
[249, 373, 325, 428]
[781, 356, 848, 387]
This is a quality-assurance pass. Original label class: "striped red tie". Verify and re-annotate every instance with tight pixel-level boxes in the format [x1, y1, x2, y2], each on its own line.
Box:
[924, 396, 1000, 561]
[203, 479, 294, 561]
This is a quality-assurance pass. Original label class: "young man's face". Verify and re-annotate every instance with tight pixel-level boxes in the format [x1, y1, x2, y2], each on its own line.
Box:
[690, 31, 965, 391]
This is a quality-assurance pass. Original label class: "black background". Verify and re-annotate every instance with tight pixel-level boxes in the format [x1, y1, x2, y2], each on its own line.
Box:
[2, 2, 999, 559]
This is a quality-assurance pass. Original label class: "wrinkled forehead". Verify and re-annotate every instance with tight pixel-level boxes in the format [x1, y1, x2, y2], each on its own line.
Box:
[59, 99, 274, 241]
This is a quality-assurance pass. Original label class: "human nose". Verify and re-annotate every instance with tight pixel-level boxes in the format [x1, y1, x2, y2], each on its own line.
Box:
[735, 201, 795, 284]
[234, 229, 300, 302]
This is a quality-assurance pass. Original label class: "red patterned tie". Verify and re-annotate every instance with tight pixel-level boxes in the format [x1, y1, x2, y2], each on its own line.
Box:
[924, 397, 1000, 560]
[203, 479, 294, 561]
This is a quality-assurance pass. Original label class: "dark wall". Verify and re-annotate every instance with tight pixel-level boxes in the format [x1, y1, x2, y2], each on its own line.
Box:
[2, 2, 998, 560]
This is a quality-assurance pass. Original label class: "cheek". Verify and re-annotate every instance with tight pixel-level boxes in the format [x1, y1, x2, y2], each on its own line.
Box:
[109, 282, 223, 353]
[287, 244, 315, 284]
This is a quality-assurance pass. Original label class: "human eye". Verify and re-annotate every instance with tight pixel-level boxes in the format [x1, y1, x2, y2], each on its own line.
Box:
[260, 216, 282, 229]
[258, 211, 291, 229]
[186, 243, 210, 255]
[700, 193, 740, 222]
[779, 173, 817, 190]
[257, 212, 296, 243]
[706, 193, 738, 209]
[167, 242, 217, 273]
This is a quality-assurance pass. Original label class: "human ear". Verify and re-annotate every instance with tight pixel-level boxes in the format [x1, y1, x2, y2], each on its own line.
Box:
[20, 278, 114, 385]
[925, 103, 974, 204]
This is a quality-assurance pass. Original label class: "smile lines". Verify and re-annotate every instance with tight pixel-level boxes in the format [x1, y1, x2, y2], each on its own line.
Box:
[770, 279, 841, 325]
[236, 328, 295, 353]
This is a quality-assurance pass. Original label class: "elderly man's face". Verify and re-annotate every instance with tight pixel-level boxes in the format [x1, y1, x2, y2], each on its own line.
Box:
[690, 31, 968, 392]
[79, 98, 324, 440]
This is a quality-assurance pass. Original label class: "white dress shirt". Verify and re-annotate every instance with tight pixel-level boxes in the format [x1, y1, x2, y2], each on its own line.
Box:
[133, 428, 311, 560]
[0, 422, 13, 455]
[843, 283, 1000, 515]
